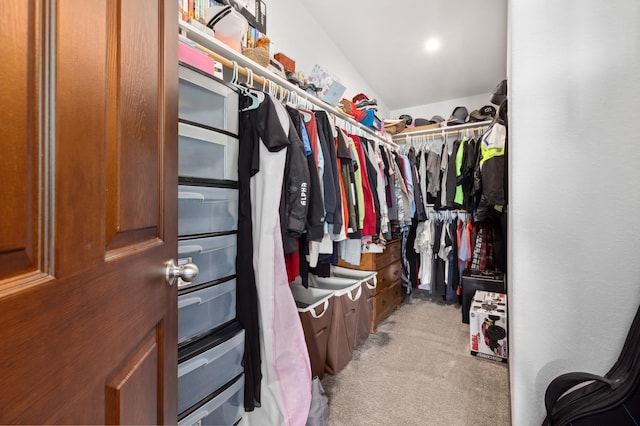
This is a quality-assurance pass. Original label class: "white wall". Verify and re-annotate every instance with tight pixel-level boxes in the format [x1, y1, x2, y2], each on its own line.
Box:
[389, 92, 493, 122]
[510, 1, 640, 425]
[264, 0, 390, 117]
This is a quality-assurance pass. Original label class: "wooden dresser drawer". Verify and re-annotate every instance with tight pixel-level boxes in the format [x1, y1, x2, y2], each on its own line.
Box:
[373, 239, 401, 270]
[372, 281, 403, 331]
[375, 262, 402, 295]
[337, 239, 402, 271]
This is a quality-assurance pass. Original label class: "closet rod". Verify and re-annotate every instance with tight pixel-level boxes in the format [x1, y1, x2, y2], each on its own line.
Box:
[178, 21, 397, 149]
[392, 119, 493, 140]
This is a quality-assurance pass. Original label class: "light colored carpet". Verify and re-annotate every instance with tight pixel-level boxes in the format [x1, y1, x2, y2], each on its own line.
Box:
[321, 291, 511, 426]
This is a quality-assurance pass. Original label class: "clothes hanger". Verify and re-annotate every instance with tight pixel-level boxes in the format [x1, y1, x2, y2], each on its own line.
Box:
[299, 109, 313, 123]
[239, 66, 265, 112]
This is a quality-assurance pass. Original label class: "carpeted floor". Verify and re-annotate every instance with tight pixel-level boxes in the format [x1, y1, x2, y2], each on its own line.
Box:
[321, 291, 511, 426]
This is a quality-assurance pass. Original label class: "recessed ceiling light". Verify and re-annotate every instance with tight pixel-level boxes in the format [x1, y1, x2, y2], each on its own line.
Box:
[425, 38, 441, 53]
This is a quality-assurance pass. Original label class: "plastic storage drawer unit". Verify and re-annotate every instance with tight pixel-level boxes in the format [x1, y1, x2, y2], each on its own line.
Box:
[178, 234, 236, 289]
[179, 65, 239, 132]
[178, 374, 244, 426]
[178, 123, 239, 181]
[309, 275, 363, 375]
[178, 185, 238, 236]
[178, 279, 237, 345]
[290, 282, 335, 380]
[178, 323, 244, 415]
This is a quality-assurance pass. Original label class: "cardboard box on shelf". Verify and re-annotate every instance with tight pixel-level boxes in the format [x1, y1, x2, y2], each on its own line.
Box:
[307, 64, 347, 105]
[469, 290, 508, 363]
[274, 53, 295, 74]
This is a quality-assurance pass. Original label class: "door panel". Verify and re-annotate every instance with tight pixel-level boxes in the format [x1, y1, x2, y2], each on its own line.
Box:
[0, 0, 40, 279]
[107, 0, 161, 250]
[0, 0, 178, 423]
[106, 327, 160, 425]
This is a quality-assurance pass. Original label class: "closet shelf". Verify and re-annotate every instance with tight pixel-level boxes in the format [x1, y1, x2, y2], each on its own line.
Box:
[178, 19, 397, 149]
[393, 119, 493, 141]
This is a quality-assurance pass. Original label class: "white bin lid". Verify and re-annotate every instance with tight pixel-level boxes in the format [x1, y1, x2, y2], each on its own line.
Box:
[330, 265, 377, 289]
[290, 281, 334, 317]
[308, 274, 363, 300]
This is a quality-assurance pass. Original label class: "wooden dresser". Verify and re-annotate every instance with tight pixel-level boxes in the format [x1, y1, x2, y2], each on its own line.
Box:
[338, 239, 404, 332]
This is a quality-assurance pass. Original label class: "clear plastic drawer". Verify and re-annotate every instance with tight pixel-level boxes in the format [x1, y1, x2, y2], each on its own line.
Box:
[178, 279, 237, 345]
[178, 374, 244, 426]
[179, 123, 238, 181]
[178, 235, 236, 289]
[179, 65, 238, 133]
[178, 328, 244, 415]
[178, 185, 238, 236]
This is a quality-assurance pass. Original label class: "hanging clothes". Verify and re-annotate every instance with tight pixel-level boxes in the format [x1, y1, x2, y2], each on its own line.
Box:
[351, 135, 377, 237]
[336, 130, 357, 235]
[288, 107, 324, 243]
[362, 139, 382, 236]
[238, 93, 311, 426]
[408, 147, 427, 221]
[315, 110, 343, 237]
[414, 219, 434, 291]
[474, 122, 507, 222]
[366, 140, 389, 234]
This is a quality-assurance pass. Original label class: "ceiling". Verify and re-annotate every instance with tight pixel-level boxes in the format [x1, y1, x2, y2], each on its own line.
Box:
[298, 0, 508, 112]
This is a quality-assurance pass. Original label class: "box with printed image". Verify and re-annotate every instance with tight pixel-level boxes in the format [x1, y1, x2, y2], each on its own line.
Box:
[469, 290, 508, 363]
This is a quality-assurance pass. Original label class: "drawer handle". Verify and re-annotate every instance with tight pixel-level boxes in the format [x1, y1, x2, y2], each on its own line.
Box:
[178, 296, 202, 309]
[393, 269, 400, 277]
[179, 245, 229, 255]
[190, 409, 211, 423]
[179, 192, 233, 204]
[179, 191, 205, 201]
[179, 245, 203, 254]
[178, 357, 209, 377]
[381, 299, 386, 306]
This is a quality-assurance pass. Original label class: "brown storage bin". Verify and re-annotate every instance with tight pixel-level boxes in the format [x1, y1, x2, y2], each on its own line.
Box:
[290, 282, 335, 380]
[309, 275, 363, 375]
[330, 266, 377, 348]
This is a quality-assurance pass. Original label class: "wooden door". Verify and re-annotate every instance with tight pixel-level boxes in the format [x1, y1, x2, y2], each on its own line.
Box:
[0, 0, 178, 423]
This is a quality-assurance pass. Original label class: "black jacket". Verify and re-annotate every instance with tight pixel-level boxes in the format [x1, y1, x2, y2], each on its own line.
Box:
[286, 106, 324, 242]
[280, 113, 311, 254]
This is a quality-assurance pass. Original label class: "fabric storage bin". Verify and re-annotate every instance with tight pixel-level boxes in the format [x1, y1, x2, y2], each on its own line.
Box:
[290, 281, 335, 380]
[179, 65, 238, 133]
[178, 323, 244, 415]
[178, 278, 237, 345]
[178, 185, 238, 236]
[178, 374, 244, 426]
[178, 234, 236, 289]
[308, 275, 362, 375]
[178, 123, 238, 181]
[330, 265, 377, 348]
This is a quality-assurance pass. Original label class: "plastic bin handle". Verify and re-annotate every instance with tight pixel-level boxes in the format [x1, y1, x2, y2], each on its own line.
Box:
[179, 245, 227, 255]
[177, 357, 209, 377]
[178, 191, 205, 201]
[188, 409, 210, 423]
[178, 296, 202, 309]
[309, 299, 330, 319]
[178, 245, 203, 254]
[178, 192, 233, 204]
[347, 284, 363, 302]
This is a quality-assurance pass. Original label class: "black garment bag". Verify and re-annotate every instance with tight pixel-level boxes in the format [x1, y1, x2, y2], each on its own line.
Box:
[543, 303, 640, 425]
